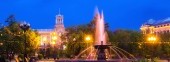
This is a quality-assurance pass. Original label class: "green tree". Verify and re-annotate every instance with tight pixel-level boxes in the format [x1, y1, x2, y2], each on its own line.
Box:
[109, 29, 143, 57]
[159, 33, 170, 58]
[63, 24, 94, 58]
[0, 15, 40, 58]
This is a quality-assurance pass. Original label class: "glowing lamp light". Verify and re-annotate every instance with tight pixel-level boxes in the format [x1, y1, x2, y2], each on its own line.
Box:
[148, 36, 157, 43]
[63, 45, 66, 50]
[40, 42, 44, 45]
[0, 43, 3, 45]
[84, 35, 92, 43]
[52, 36, 57, 40]
[148, 37, 156, 41]
[42, 37, 47, 41]
[52, 41, 55, 45]
[85, 36, 91, 41]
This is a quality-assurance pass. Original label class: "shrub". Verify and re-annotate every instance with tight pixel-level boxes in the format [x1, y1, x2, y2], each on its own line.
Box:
[0, 55, 6, 62]
[38, 54, 43, 59]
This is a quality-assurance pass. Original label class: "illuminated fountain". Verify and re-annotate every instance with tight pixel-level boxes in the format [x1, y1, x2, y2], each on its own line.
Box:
[74, 7, 136, 61]
[93, 7, 111, 60]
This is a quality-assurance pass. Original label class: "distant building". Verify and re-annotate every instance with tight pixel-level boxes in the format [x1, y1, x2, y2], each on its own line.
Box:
[140, 18, 170, 34]
[36, 10, 66, 49]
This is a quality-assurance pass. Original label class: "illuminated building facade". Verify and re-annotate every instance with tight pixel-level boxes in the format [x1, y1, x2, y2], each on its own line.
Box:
[36, 11, 65, 49]
[140, 18, 170, 34]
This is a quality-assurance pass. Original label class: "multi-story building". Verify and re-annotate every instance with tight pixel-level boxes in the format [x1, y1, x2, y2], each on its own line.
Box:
[140, 18, 170, 34]
[36, 10, 66, 49]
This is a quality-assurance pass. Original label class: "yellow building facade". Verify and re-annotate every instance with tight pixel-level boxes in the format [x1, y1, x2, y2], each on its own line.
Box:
[140, 18, 170, 34]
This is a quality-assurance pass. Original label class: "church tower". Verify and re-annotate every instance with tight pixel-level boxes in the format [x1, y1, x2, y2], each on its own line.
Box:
[55, 9, 65, 36]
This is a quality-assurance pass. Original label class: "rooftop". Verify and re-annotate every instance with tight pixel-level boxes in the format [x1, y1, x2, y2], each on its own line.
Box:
[144, 18, 170, 26]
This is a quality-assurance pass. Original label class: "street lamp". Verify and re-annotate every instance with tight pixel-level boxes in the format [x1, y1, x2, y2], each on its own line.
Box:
[85, 36, 91, 41]
[84, 35, 93, 46]
[147, 36, 157, 44]
[52, 32, 57, 42]
[84, 35, 92, 43]
[84, 35, 92, 47]
[42, 37, 47, 59]
[51, 33, 57, 60]
[147, 36, 157, 61]
[84, 35, 92, 55]
[52, 41, 56, 60]
[52, 41, 56, 45]
[0, 42, 3, 46]
[20, 22, 30, 62]
[52, 36, 57, 41]
[51, 33, 57, 47]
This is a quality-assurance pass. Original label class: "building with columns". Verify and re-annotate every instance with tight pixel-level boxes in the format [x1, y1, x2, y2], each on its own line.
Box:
[37, 11, 66, 49]
[140, 18, 170, 34]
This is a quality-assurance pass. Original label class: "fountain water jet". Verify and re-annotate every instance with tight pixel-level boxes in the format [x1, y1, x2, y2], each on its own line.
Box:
[94, 8, 106, 45]
[74, 7, 137, 62]
[94, 7, 112, 60]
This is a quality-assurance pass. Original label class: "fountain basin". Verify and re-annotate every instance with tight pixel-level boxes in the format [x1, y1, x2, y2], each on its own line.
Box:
[94, 45, 112, 49]
[94, 44, 112, 60]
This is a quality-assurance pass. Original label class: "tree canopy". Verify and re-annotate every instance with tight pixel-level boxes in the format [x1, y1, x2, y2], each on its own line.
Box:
[0, 15, 40, 58]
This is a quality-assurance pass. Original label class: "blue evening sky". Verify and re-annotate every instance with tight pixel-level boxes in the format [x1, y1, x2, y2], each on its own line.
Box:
[1, 0, 170, 30]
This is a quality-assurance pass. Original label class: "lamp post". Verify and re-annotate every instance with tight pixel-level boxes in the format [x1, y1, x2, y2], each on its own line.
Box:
[85, 35, 92, 58]
[20, 22, 30, 62]
[85, 35, 92, 47]
[52, 41, 56, 60]
[0, 42, 3, 54]
[147, 36, 157, 61]
[52, 33, 57, 60]
[42, 37, 47, 59]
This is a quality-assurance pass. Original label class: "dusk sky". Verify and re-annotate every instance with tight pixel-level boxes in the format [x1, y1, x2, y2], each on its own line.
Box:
[1, 0, 170, 30]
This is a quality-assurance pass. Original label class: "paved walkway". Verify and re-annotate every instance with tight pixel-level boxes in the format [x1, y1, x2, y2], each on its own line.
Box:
[9, 59, 170, 62]
[37, 59, 55, 62]
[10, 59, 55, 62]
